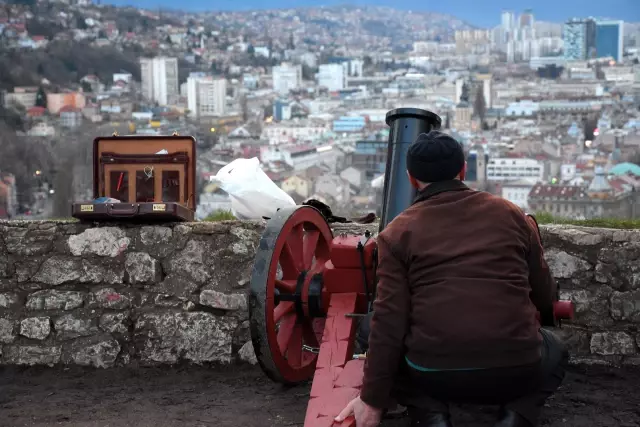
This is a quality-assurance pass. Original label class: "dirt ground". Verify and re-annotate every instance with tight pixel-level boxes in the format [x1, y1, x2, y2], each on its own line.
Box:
[0, 364, 639, 427]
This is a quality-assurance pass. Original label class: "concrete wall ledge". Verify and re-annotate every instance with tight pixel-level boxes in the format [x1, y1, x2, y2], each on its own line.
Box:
[0, 220, 639, 369]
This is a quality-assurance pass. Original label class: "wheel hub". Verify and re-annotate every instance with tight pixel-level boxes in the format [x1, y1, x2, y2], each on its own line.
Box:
[275, 270, 325, 319]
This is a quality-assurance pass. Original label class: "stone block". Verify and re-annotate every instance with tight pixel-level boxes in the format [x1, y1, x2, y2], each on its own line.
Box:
[25, 290, 84, 311]
[0, 292, 20, 309]
[0, 318, 16, 343]
[152, 294, 183, 308]
[19, 317, 51, 340]
[153, 274, 199, 299]
[93, 288, 131, 310]
[134, 312, 238, 364]
[138, 226, 175, 258]
[32, 256, 82, 286]
[67, 227, 130, 257]
[79, 259, 125, 285]
[590, 331, 637, 356]
[54, 314, 99, 340]
[610, 290, 640, 322]
[63, 335, 121, 368]
[238, 340, 257, 365]
[545, 227, 605, 247]
[164, 240, 211, 284]
[125, 252, 162, 285]
[2, 344, 61, 365]
[14, 258, 44, 283]
[199, 289, 247, 311]
[4, 226, 56, 256]
[560, 287, 614, 327]
[99, 312, 130, 335]
[595, 244, 640, 290]
[545, 249, 591, 280]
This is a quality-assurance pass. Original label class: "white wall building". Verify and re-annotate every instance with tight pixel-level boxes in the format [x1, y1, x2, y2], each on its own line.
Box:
[317, 64, 346, 91]
[260, 144, 341, 171]
[261, 124, 330, 145]
[272, 63, 302, 95]
[186, 76, 226, 118]
[344, 59, 364, 77]
[140, 57, 179, 106]
[487, 158, 544, 183]
[501, 180, 535, 210]
[560, 164, 577, 182]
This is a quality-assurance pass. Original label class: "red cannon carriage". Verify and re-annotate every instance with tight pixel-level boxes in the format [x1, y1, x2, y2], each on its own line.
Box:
[248, 108, 574, 427]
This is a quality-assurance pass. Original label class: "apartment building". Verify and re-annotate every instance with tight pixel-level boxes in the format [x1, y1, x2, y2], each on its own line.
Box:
[317, 64, 346, 92]
[486, 158, 544, 182]
[272, 63, 302, 95]
[140, 57, 179, 106]
[186, 76, 226, 118]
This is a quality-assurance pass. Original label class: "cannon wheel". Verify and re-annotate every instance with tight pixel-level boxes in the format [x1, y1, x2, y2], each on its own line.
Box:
[249, 206, 333, 384]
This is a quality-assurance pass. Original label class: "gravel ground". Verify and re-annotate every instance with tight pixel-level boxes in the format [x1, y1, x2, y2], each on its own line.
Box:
[0, 364, 638, 427]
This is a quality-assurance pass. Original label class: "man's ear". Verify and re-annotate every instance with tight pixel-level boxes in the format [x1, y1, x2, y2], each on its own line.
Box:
[459, 161, 467, 181]
[407, 170, 420, 189]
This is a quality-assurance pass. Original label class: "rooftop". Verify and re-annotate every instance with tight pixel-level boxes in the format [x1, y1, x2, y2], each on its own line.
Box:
[609, 162, 640, 177]
[529, 184, 589, 200]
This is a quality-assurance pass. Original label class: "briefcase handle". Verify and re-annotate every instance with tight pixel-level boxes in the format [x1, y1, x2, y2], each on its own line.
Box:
[106, 204, 140, 217]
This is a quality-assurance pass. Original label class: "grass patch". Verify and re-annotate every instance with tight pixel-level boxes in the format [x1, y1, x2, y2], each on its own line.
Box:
[203, 210, 236, 221]
[534, 212, 640, 229]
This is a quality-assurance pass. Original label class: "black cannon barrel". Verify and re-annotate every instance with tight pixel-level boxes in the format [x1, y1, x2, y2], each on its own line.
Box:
[379, 108, 442, 231]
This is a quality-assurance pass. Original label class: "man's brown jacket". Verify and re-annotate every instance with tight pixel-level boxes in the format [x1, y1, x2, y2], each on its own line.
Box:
[360, 181, 557, 409]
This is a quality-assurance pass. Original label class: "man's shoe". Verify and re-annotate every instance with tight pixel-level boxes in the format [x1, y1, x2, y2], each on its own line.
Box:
[494, 409, 533, 427]
[409, 412, 453, 427]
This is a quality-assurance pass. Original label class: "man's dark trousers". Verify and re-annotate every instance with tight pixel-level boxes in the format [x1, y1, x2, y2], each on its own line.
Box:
[356, 314, 569, 426]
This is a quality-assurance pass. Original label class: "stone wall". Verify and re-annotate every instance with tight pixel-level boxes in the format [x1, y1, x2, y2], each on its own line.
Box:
[0, 220, 639, 368]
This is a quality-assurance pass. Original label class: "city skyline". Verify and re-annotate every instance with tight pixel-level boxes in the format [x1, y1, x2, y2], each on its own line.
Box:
[102, 0, 640, 28]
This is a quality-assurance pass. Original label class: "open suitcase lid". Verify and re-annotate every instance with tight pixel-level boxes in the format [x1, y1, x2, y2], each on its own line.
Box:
[92, 135, 197, 210]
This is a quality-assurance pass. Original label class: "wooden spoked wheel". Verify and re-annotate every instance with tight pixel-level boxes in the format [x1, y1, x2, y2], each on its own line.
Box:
[249, 206, 333, 384]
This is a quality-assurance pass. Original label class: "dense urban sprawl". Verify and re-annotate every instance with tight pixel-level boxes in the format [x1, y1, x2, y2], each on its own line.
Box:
[0, 1, 639, 221]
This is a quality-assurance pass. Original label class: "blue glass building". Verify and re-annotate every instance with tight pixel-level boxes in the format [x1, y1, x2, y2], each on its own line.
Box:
[333, 116, 366, 133]
[596, 21, 624, 62]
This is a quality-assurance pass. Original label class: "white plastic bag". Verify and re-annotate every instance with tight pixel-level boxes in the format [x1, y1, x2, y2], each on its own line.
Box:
[213, 157, 295, 219]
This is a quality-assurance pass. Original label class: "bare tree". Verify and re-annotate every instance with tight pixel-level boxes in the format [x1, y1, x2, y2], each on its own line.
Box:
[240, 94, 249, 122]
[474, 85, 487, 125]
[0, 124, 56, 207]
[49, 126, 94, 217]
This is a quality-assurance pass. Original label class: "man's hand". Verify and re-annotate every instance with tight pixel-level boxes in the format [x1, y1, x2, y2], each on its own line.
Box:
[334, 396, 383, 426]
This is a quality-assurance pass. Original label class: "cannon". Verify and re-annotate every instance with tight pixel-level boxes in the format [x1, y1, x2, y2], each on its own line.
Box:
[248, 108, 575, 427]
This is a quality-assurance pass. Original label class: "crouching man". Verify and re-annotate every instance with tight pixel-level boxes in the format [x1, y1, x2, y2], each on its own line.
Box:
[335, 131, 569, 427]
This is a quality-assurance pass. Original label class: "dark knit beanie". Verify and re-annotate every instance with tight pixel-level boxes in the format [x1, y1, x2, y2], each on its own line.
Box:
[406, 131, 465, 183]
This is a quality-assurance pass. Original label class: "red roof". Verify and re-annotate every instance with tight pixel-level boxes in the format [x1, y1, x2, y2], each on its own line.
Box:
[608, 178, 630, 193]
[27, 106, 46, 116]
[529, 184, 588, 200]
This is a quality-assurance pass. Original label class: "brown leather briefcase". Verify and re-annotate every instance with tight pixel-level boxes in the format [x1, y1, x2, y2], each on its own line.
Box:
[71, 134, 197, 222]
